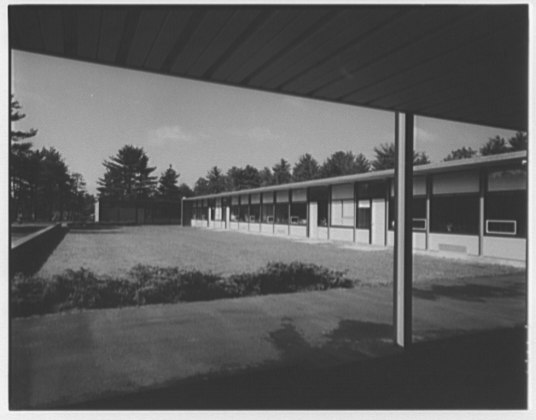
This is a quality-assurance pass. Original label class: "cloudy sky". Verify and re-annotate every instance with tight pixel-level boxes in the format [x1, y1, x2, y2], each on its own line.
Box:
[11, 50, 518, 195]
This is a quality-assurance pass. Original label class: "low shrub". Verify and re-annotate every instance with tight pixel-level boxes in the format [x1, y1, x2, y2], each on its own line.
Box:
[10, 262, 357, 318]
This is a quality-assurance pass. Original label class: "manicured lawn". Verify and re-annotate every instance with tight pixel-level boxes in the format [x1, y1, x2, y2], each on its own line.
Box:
[38, 226, 523, 284]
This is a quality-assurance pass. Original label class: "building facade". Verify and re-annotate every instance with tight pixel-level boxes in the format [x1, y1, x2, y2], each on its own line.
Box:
[184, 152, 527, 262]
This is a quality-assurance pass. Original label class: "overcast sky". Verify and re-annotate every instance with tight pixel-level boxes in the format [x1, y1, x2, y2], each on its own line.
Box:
[11, 50, 518, 195]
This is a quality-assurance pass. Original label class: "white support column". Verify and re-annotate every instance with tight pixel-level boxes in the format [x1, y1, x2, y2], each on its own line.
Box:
[94, 199, 100, 223]
[394, 112, 414, 348]
[478, 169, 485, 256]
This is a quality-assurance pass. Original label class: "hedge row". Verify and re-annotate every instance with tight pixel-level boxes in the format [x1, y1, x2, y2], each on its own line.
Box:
[11, 262, 356, 317]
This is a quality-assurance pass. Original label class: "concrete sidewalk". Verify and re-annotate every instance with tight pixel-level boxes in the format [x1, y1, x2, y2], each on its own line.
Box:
[10, 274, 526, 409]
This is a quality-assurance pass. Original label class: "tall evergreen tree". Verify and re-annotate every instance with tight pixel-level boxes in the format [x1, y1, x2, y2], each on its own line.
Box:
[259, 166, 274, 187]
[98, 145, 157, 200]
[292, 153, 320, 182]
[10, 96, 38, 220]
[320, 151, 370, 177]
[272, 158, 292, 184]
[157, 165, 181, 199]
[206, 166, 227, 193]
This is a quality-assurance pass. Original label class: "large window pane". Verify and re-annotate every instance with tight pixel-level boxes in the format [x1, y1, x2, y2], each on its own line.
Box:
[238, 205, 249, 222]
[331, 199, 354, 226]
[230, 205, 239, 222]
[275, 203, 289, 224]
[357, 200, 371, 229]
[290, 202, 307, 225]
[261, 203, 274, 223]
[430, 195, 478, 234]
[249, 204, 260, 222]
[318, 200, 328, 226]
[485, 191, 526, 237]
[488, 168, 527, 192]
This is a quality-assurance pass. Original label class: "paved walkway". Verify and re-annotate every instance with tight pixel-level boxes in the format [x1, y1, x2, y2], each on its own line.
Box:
[10, 273, 526, 409]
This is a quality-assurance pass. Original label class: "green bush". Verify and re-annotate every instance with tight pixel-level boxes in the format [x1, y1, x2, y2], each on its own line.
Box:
[10, 262, 357, 317]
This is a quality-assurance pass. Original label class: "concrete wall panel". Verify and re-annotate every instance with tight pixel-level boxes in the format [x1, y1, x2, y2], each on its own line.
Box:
[482, 236, 526, 261]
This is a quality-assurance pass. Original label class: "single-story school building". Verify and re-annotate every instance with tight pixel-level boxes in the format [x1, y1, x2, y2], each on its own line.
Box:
[183, 151, 527, 262]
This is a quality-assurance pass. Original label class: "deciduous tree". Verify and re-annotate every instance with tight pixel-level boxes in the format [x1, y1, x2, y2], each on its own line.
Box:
[480, 136, 508, 156]
[371, 143, 430, 170]
[508, 131, 528, 151]
[320, 151, 370, 177]
[443, 147, 477, 161]
[292, 153, 320, 182]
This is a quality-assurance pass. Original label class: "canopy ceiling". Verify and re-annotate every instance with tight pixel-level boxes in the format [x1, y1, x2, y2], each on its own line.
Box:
[9, 5, 528, 131]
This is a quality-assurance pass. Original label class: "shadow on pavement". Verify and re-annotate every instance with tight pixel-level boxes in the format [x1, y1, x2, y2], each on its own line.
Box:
[57, 325, 526, 410]
[413, 281, 525, 302]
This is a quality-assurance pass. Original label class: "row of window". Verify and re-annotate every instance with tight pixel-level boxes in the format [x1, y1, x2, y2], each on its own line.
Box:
[191, 166, 527, 237]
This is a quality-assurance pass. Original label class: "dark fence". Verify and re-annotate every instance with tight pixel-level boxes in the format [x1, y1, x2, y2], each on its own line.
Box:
[10, 224, 69, 277]
[98, 199, 182, 224]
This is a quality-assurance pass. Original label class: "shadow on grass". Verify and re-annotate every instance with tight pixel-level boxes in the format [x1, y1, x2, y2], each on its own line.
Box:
[10, 226, 69, 277]
[413, 282, 525, 302]
[56, 322, 526, 410]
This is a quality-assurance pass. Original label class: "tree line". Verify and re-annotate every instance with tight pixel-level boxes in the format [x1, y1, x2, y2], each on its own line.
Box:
[11, 94, 528, 215]
[97, 146, 193, 201]
[192, 145, 431, 196]
[192, 132, 527, 196]
[10, 96, 94, 222]
[443, 132, 527, 161]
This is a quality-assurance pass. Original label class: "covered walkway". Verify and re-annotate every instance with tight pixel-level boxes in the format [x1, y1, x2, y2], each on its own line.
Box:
[11, 272, 526, 409]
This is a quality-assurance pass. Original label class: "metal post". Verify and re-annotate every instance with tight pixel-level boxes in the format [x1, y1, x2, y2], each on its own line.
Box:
[478, 169, 485, 256]
[394, 112, 414, 348]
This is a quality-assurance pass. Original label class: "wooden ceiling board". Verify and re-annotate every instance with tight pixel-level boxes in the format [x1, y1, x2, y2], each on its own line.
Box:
[125, 9, 168, 68]
[97, 9, 127, 63]
[170, 9, 233, 74]
[313, 9, 476, 100]
[143, 10, 194, 71]
[186, 9, 262, 77]
[210, 9, 298, 82]
[76, 8, 101, 59]
[225, 9, 331, 84]
[279, 9, 405, 95]
[255, 8, 391, 90]
[38, 9, 64, 54]
[12, 7, 43, 51]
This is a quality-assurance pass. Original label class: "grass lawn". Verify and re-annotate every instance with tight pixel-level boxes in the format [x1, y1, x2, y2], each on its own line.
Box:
[37, 226, 523, 284]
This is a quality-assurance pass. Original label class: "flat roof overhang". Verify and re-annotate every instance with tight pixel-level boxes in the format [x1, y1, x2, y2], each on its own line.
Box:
[9, 4, 528, 131]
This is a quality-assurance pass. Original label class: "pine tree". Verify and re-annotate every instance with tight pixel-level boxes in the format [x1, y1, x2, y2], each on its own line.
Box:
[98, 145, 157, 200]
[157, 165, 181, 199]
[272, 158, 292, 184]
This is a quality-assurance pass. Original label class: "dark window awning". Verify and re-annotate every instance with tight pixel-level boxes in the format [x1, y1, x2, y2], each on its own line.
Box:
[9, 4, 528, 131]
